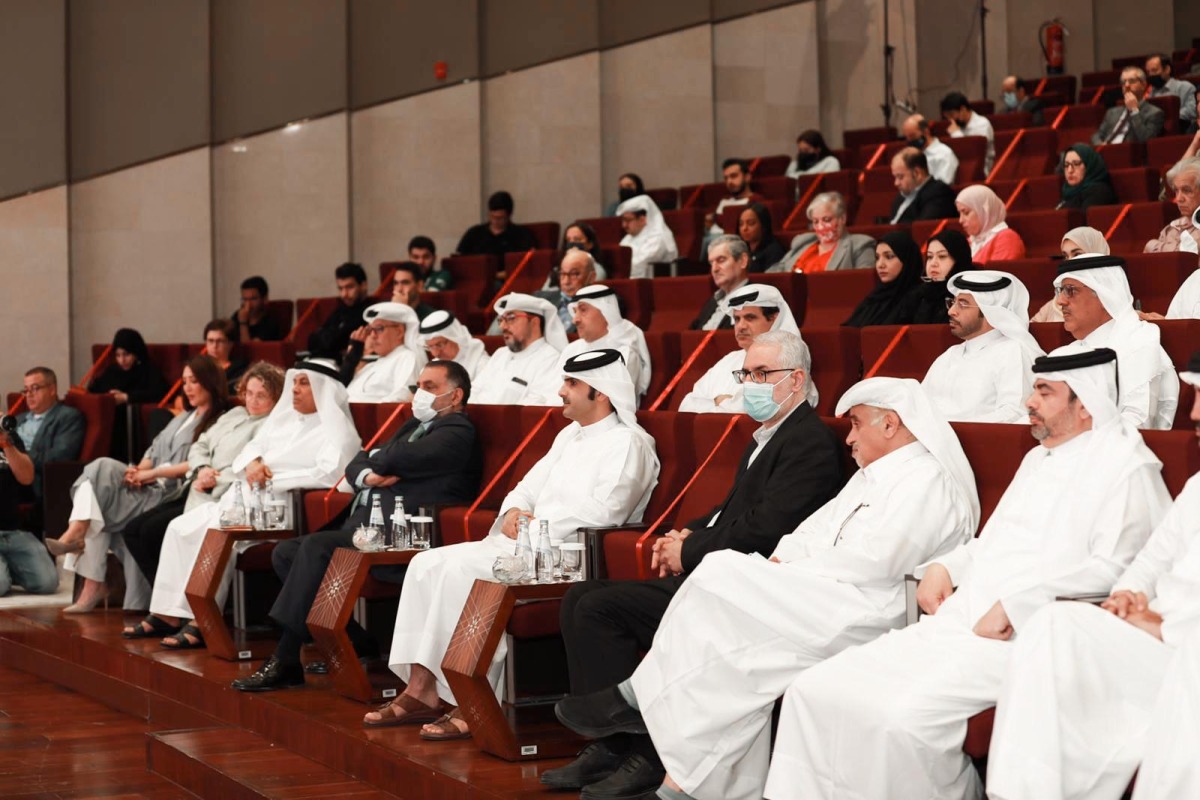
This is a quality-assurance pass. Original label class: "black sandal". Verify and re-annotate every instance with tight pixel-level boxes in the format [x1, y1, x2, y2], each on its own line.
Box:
[160, 623, 206, 650]
[123, 614, 180, 640]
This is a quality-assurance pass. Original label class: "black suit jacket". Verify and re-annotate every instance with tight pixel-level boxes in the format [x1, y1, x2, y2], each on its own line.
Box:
[888, 178, 958, 224]
[344, 411, 482, 524]
[688, 296, 735, 331]
[1017, 97, 1046, 126]
[679, 402, 846, 573]
[18, 402, 84, 498]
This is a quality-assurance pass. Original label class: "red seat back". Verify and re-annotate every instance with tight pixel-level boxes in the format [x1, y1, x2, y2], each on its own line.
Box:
[289, 297, 339, 349]
[1146, 135, 1197, 171]
[576, 216, 625, 248]
[641, 332, 682, 410]
[1146, 95, 1180, 135]
[751, 176, 798, 203]
[1143, 429, 1200, 498]
[945, 135, 988, 183]
[1086, 202, 1175, 254]
[1152, 319, 1200, 430]
[61, 390, 116, 463]
[1028, 322, 1073, 353]
[647, 187, 678, 211]
[990, 127, 1056, 181]
[842, 126, 897, 152]
[1126, 253, 1200, 315]
[852, 191, 898, 225]
[265, 300, 294, 338]
[524, 221, 561, 251]
[649, 275, 716, 332]
[859, 324, 957, 381]
[600, 277, 654, 330]
[987, 257, 1059, 315]
[663, 329, 737, 411]
[750, 155, 792, 178]
[241, 340, 296, 369]
[803, 326, 864, 416]
[443, 254, 501, 308]
[500, 249, 557, 297]
[1005, 209, 1085, 257]
[990, 111, 1036, 131]
[599, 245, 633, 281]
[1093, 141, 1144, 169]
[1108, 167, 1160, 203]
[951, 422, 1036, 530]
[803, 270, 877, 327]
[663, 208, 705, 263]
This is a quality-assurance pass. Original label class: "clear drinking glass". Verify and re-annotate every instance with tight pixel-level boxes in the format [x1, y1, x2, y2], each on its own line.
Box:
[266, 500, 287, 530]
[409, 516, 433, 550]
[560, 543, 585, 582]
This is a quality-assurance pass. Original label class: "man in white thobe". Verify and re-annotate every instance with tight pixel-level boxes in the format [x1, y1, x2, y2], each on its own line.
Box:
[471, 292, 566, 405]
[987, 353, 1200, 800]
[763, 346, 1172, 800]
[1054, 253, 1179, 429]
[678, 284, 816, 414]
[560, 284, 652, 399]
[143, 361, 360, 646]
[363, 350, 660, 736]
[617, 194, 678, 280]
[345, 302, 426, 403]
[922, 271, 1044, 423]
[554, 378, 980, 800]
[1131, 630, 1200, 798]
[418, 309, 490, 380]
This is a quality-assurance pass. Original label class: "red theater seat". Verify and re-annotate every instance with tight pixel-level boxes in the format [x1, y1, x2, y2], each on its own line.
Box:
[1126, 252, 1199, 315]
[1146, 135, 1196, 171]
[804, 270, 878, 327]
[987, 257, 1058, 315]
[750, 154, 792, 178]
[524, 221, 561, 251]
[599, 245, 633, 281]
[601, 277, 654, 330]
[659, 329, 737, 411]
[754, 272, 808, 325]
[265, 300, 294, 337]
[752, 176, 798, 204]
[647, 187, 678, 211]
[1087, 202, 1175, 253]
[802, 326, 864, 416]
[240, 340, 296, 369]
[1093, 141, 1144, 169]
[442, 254, 501, 308]
[952, 421, 1035, 529]
[859, 324, 957, 381]
[1146, 96, 1181, 135]
[577, 215, 625, 248]
[641, 332, 682, 410]
[1108, 168, 1160, 204]
[500, 249, 557, 297]
[989, 111, 1035, 132]
[649, 275, 716, 333]
[662, 208, 706, 265]
[289, 297, 338, 350]
[843, 126, 897, 152]
[945, 135, 988, 183]
[1005, 209, 1085, 257]
[990, 128, 1057, 181]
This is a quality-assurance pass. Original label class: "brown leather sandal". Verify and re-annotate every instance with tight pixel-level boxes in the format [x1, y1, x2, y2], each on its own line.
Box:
[419, 708, 471, 741]
[362, 694, 443, 728]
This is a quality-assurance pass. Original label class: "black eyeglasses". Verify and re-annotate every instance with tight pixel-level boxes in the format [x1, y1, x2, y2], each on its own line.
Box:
[732, 368, 797, 384]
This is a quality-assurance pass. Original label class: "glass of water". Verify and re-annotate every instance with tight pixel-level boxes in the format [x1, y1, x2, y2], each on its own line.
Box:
[266, 500, 288, 530]
[559, 543, 585, 582]
[409, 516, 434, 550]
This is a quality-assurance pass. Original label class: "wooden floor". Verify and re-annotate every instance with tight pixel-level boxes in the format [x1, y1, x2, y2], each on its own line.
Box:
[0, 605, 576, 799]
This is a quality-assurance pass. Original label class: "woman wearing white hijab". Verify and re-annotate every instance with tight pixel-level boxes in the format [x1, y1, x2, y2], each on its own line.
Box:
[131, 360, 361, 649]
[1032, 226, 1111, 323]
[418, 310, 490, 380]
[617, 194, 679, 279]
[956, 184, 1026, 263]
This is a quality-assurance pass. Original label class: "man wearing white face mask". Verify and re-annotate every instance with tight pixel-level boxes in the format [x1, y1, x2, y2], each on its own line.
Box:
[232, 360, 483, 691]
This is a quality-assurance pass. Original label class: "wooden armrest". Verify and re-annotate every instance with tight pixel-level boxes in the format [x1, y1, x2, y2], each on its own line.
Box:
[578, 523, 649, 580]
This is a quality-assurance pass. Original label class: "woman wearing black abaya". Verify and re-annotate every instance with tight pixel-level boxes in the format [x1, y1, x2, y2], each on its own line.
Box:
[842, 232, 924, 327]
[88, 328, 169, 461]
[908, 229, 975, 325]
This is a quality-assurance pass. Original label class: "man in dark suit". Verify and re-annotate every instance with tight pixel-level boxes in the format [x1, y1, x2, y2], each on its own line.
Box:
[15, 367, 84, 502]
[689, 235, 750, 330]
[542, 331, 845, 797]
[1092, 67, 1166, 145]
[231, 359, 483, 692]
[886, 147, 958, 224]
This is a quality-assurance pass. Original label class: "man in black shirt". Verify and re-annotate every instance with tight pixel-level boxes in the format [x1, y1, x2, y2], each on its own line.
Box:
[306, 263, 372, 362]
[389, 262, 437, 320]
[0, 424, 59, 597]
[455, 191, 537, 257]
[231, 276, 284, 342]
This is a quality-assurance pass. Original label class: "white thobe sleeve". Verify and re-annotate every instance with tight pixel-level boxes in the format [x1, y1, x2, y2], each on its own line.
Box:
[778, 469, 969, 585]
[497, 434, 565, 516]
[968, 344, 1036, 424]
[915, 538, 982, 587]
[1000, 465, 1169, 631]
[552, 434, 656, 532]
[677, 360, 741, 414]
[232, 439, 265, 474]
[1166, 272, 1200, 320]
[262, 439, 352, 492]
[771, 490, 848, 562]
[1113, 488, 1194, 599]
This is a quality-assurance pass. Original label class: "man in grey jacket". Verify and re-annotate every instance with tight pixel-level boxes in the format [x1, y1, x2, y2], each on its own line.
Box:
[1093, 67, 1166, 145]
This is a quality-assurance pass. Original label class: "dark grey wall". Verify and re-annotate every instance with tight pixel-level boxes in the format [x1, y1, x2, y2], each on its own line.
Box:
[480, 0, 598, 76]
[349, 0, 480, 109]
[598, 0, 710, 48]
[0, 0, 66, 199]
[68, 0, 210, 181]
[212, 0, 348, 141]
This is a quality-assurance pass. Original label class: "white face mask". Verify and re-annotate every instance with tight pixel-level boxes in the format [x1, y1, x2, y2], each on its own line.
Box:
[411, 388, 451, 422]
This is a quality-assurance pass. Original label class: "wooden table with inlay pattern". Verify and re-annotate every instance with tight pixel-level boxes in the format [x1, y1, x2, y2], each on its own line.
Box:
[442, 579, 584, 761]
[307, 547, 418, 703]
[185, 527, 296, 661]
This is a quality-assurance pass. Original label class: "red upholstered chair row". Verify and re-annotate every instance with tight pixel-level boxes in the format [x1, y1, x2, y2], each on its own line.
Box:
[524, 221, 561, 251]
[1087, 201, 1176, 253]
[1146, 134, 1196, 171]
[289, 297, 339, 349]
[716, 199, 796, 237]
[990, 127, 1057, 181]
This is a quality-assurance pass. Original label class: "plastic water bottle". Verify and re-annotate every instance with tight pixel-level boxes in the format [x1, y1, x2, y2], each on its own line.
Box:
[250, 482, 265, 529]
[220, 480, 247, 528]
[368, 492, 385, 546]
[535, 520, 554, 584]
[391, 496, 409, 549]
[514, 517, 533, 581]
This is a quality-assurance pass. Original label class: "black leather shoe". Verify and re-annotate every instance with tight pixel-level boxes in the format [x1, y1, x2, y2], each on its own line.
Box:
[580, 754, 665, 799]
[540, 740, 626, 789]
[556, 687, 647, 738]
[230, 656, 305, 692]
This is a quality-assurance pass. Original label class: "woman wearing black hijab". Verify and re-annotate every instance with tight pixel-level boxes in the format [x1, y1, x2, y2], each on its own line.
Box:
[842, 231, 924, 327]
[908, 229, 975, 325]
[88, 328, 169, 461]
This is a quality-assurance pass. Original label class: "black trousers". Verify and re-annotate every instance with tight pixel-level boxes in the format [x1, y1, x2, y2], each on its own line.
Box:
[122, 494, 188, 586]
[268, 527, 407, 639]
[559, 575, 686, 695]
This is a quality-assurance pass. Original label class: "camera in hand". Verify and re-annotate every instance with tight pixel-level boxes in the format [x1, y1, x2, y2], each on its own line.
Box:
[0, 415, 16, 434]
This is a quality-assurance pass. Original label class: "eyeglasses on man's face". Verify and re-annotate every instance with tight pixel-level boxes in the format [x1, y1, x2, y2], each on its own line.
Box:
[732, 368, 796, 384]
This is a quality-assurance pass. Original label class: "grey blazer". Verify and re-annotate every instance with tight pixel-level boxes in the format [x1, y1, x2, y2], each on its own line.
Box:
[767, 233, 877, 273]
[1091, 102, 1165, 145]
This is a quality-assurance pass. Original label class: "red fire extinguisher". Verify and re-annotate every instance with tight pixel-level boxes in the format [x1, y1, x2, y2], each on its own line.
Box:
[1039, 19, 1069, 76]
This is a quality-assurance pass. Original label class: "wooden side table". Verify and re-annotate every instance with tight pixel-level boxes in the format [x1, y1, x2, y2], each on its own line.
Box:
[307, 547, 417, 703]
[442, 579, 585, 761]
[185, 527, 295, 661]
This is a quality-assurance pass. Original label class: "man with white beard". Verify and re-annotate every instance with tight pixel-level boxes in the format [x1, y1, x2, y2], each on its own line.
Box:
[986, 351, 1200, 800]
[135, 360, 360, 649]
[677, 283, 815, 414]
[921, 271, 1043, 423]
[553, 377, 978, 800]
[763, 346, 1172, 800]
[559, 284, 652, 399]
[362, 351, 660, 740]
[1053, 254, 1179, 429]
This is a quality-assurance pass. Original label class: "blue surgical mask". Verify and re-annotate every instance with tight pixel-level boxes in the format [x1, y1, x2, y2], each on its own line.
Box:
[1002, 92, 1019, 110]
[741, 372, 795, 422]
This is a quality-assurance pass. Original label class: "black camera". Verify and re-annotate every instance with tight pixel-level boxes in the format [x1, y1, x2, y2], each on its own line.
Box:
[0, 414, 16, 434]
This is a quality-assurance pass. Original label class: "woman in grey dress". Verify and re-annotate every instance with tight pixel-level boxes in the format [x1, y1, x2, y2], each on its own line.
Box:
[46, 355, 233, 612]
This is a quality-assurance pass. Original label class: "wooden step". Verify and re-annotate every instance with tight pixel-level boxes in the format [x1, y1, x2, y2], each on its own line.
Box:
[148, 728, 398, 799]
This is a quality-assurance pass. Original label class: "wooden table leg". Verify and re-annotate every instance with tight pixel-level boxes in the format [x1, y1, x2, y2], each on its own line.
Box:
[185, 528, 294, 662]
[443, 580, 583, 761]
[308, 548, 414, 703]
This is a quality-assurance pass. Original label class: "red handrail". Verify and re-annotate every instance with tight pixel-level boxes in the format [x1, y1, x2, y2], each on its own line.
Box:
[7, 396, 26, 415]
[1050, 105, 1070, 130]
[863, 325, 911, 379]
[1034, 78, 1048, 95]
[488, 249, 536, 312]
[858, 143, 889, 188]
[320, 402, 411, 523]
[1003, 178, 1029, 211]
[634, 415, 741, 580]
[462, 408, 555, 543]
[286, 298, 322, 344]
[782, 174, 826, 230]
[374, 266, 398, 300]
[158, 378, 182, 409]
[1103, 204, 1133, 241]
[986, 129, 1025, 185]
[748, 156, 761, 174]
[682, 184, 705, 209]
[649, 328, 722, 411]
[74, 344, 113, 391]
